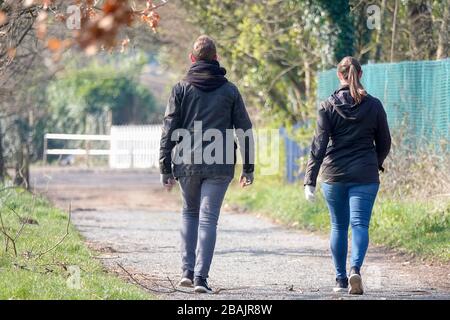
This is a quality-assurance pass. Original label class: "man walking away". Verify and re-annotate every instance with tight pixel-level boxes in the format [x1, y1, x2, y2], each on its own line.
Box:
[159, 35, 255, 294]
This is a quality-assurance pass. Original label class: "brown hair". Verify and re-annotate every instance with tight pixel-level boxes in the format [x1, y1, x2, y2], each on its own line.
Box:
[337, 56, 367, 104]
[192, 35, 217, 61]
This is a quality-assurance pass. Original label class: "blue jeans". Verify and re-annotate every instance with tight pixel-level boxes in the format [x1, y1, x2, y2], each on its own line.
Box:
[321, 182, 379, 279]
[178, 176, 232, 278]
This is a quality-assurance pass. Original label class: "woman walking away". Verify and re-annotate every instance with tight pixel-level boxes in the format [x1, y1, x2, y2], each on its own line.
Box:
[304, 57, 391, 295]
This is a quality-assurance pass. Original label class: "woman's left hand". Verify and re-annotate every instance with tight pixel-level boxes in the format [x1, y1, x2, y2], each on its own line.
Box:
[304, 185, 316, 202]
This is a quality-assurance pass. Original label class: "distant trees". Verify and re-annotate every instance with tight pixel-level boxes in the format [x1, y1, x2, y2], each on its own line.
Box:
[0, 1, 166, 187]
[47, 56, 158, 135]
[349, 0, 449, 62]
[0, 0, 448, 185]
[179, 0, 335, 125]
[176, 0, 450, 127]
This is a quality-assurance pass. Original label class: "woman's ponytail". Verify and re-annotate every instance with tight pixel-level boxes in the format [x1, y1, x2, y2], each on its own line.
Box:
[337, 57, 367, 105]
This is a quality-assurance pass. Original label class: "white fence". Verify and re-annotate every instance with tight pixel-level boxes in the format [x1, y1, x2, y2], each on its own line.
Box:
[109, 125, 161, 169]
[43, 125, 162, 169]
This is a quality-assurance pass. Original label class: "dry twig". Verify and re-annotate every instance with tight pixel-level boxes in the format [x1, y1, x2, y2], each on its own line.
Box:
[0, 210, 17, 256]
[116, 262, 194, 295]
[34, 202, 71, 259]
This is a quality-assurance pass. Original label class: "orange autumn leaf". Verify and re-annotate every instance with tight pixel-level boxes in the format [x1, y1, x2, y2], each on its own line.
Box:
[0, 11, 8, 25]
[52, 0, 165, 54]
[47, 38, 62, 51]
[141, 11, 160, 31]
[120, 37, 130, 53]
[54, 13, 66, 22]
[7, 47, 17, 60]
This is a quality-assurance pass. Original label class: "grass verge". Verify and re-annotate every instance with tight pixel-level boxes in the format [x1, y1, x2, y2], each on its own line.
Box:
[226, 179, 450, 263]
[0, 187, 151, 300]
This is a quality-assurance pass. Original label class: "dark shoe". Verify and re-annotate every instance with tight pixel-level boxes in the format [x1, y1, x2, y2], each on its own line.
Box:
[348, 267, 364, 295]
[194, 277, 213, 294]
[333, 277, 348, 293]
[178, 270, 194, 288]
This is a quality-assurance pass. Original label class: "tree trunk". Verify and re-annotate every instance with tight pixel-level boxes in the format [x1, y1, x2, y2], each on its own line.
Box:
[408, 0, 435, 60]
[14, 142, 30, 189]
[390, 0, 399, 62]
[0, 121, 4, 184]
[436, 0, 449, 59]
[13, 121, 31, 189]
[304, 60, 312, 103]
[374, 0, 387, 61]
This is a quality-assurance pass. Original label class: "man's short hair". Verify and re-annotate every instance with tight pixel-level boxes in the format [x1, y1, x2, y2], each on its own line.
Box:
[192, 35, 217, 61]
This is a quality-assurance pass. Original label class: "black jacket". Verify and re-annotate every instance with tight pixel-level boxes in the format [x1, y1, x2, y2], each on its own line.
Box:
[304, 86, 391, 186]
[159, 61, 254, 178]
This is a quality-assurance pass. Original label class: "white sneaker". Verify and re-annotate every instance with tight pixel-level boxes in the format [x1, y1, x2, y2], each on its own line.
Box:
[348, 267, 364, 295]
[178, 270, 194, 288]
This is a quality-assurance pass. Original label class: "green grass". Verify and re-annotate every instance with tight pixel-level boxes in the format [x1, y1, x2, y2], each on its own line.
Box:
[226, 179, 450, 262]
[0, 187, 151, 300]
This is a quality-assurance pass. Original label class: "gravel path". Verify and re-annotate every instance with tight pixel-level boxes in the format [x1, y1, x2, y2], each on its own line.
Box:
[32, 168, 450, 300]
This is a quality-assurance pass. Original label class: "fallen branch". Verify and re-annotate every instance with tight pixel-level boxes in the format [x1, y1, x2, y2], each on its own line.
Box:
[165, 275, 195, 295]
[116, 262, 194, 295]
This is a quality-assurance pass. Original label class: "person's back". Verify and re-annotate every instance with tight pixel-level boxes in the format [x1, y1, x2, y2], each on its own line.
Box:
[308, 87, 390, 185]
[166, 79, 252, 178]
[178, 81, 238, 131]
[159, 35, 254, 294]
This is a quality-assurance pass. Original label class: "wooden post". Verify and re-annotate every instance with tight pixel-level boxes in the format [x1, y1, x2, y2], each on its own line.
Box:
[43, 134, 48, 165]
[85, 140, 91, 168]
[130, 146, 134, 169]
[0, 122, 4, 183]
[390, 0, 399, 62]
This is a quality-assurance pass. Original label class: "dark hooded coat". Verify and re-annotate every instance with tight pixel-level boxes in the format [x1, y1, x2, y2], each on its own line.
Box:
[304, 86, 391, 186]
[160, 60, 254, 178]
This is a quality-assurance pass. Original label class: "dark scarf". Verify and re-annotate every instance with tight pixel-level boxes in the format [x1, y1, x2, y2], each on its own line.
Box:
[184, 60, 228, 92]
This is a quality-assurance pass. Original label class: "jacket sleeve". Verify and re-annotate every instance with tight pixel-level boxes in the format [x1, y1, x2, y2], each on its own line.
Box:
[232, 89, 254, 174]
[374, 103, 391, 171]
[159, 84, 182, 174]
[304, 103, 331, 187]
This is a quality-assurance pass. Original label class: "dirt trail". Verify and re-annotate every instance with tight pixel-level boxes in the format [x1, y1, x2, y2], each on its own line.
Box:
[31, 167, 450, 300]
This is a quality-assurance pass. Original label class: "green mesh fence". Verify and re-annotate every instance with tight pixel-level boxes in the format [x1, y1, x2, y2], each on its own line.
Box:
[317, 59, 450, 149]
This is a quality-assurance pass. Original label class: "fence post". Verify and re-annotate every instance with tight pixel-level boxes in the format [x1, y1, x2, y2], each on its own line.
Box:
[85, 140, 90, 167]
[43, 134, 48, 165]
[130, 146, 134, 169]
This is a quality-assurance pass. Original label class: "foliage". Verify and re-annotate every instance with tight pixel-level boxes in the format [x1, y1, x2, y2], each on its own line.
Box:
[176, 0, 449, 127]
[0, 0, 167, 186]
[380, 132, 450, 199]
[180, 0, 335, 126]
[46, 54, 157, 134]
